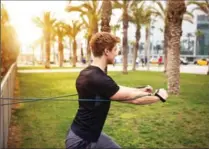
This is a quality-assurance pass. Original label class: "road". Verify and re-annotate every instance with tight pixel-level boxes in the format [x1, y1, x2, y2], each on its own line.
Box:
[18, 64, 208, 75]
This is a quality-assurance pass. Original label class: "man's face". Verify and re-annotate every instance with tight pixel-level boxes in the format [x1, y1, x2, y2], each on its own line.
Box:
[106, 46, 119, 64]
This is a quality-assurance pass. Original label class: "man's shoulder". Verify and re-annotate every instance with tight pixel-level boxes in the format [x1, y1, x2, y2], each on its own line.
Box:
[80, 66, 102, 75]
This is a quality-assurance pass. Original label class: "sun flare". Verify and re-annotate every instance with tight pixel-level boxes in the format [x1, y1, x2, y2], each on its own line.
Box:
[2, 1, 70, 47]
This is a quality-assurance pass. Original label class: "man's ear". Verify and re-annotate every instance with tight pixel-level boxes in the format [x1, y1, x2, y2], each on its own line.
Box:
[104, 48, 109, 56]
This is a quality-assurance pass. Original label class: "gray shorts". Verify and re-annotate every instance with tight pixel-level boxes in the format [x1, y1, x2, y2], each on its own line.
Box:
[65, 130, 121, 149]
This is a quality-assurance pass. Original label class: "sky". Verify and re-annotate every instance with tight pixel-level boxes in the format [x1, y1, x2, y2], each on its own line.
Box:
[2, 0, 205, 49]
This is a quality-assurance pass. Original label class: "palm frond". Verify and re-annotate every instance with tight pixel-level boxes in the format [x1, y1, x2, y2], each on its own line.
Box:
[65, 6, 86, 14]
[81, 15, 89, 28]
[81, 3, 93, 12]
[183, 16, 194, 24]
[184, 11, 194, 18]
[189, 1, 209, 14]
[150, 4, 165, 20]
[156, 1, 165, 13]
[112, 1, 123, 9]
[32, 17, 44, 28]
[92, 1, 98, 12]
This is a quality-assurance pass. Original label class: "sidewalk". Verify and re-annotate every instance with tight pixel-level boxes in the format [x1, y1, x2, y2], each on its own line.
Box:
[17, 64, 208, 75]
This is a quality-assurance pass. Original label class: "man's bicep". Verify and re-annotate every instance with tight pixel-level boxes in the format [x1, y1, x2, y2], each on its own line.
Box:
[110, 87, 130, 101]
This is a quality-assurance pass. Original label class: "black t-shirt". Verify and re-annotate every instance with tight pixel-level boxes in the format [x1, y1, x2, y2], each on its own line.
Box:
[71, 65, 119, 142]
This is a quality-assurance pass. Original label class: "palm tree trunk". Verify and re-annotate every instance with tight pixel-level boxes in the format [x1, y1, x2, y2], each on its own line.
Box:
[101, 0, 112, 33]
[87, 35, 91, 65]
[132, 27, 140, 71]
[41, 39, 44, 64]
[144, 26, 150, 71]
[45, 34, 51, 69]
[122, 8, 128, 74]
[73, 38, 77, 67]
[68, 37, 72, 64]
[144, 27, 149, 60]
[93, 22, 98, 34]
[101, 0, 112, 74]
[164, 24, 168, 74]
[166, 0, 186, 94]
[58, 37, 64, 67]
[32, 47, 35, 65]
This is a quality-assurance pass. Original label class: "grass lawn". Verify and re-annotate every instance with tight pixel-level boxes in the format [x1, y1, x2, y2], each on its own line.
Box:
[12, 71, 209, 148]
[17, 66, 84, 70]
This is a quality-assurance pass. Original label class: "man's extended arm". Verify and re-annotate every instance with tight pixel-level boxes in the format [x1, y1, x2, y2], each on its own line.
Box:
[110, 87, 168, 105]
[119, 85, 153, 93]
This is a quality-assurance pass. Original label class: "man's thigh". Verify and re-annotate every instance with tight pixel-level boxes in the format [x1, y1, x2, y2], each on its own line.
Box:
[94, 132, 121, 149]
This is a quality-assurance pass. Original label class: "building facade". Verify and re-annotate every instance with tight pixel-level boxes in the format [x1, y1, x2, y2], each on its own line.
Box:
[196, 14, 209, 56]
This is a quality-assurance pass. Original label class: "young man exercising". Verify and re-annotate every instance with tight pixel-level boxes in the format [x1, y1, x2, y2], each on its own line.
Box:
[65, 32, 168, 149]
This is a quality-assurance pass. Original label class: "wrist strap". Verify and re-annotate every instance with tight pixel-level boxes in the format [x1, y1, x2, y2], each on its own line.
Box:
[154, 91, 166, 102]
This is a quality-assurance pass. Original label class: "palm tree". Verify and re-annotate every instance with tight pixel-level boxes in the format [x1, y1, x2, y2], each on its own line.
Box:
[101, 0, 112, 74]
[141, 10, 153, 71]
[188, 0, 209, 75]
[66, 21, 83, 67]
[112, 0, 134, 74]
[151, 1, 194, 74]
[65, 1, 101, 64]
[33, 11, 56, 69]
[53, 21, 68, 67]
[1, 4, 20, 77]
[166, 0, 186, 94]
[1, 3, 9, 25]
[129, 2, 152, 71]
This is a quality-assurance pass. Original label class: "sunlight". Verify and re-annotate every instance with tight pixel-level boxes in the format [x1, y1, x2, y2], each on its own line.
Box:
[2, 1, 71, 48]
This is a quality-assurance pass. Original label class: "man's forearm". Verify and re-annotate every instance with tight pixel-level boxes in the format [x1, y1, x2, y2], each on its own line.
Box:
[117, 88, 160, 105]
[112, 87, 152, 101]
[119, 85, 144, 92]
[131, 95, 160, 105]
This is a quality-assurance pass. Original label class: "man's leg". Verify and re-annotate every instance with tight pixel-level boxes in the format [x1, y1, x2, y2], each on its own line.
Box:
[65, 130, 90, 149]
[93, 132, 121, 149]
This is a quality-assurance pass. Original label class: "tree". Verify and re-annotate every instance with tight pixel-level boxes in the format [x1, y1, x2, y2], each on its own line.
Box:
[65, 1, 101, 64]
[66, 21, 83, 67]
[112, 0, 134, 74]
[166, 0, 186, 94]
[152, 1, 193, 73]
[129, 2, 152, 71]
[101, 0, 112, 74]
[1, 4, 20, 77]
[33, 11, 56, 69]
[53, 21, 68, 67]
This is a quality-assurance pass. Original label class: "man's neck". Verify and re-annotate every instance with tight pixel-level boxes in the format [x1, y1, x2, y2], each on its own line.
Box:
[91, 56, 107, 72]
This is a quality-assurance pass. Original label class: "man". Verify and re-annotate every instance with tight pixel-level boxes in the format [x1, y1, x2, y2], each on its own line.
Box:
[158, 56, 163, 66]
[65, 32, 168, 149]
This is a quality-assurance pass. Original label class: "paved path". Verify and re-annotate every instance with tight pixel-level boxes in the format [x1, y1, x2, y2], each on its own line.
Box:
[18, 64, 208, 75]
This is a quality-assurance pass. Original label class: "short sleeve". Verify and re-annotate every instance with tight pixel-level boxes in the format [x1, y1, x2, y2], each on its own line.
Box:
[92, 74, 119, 99]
